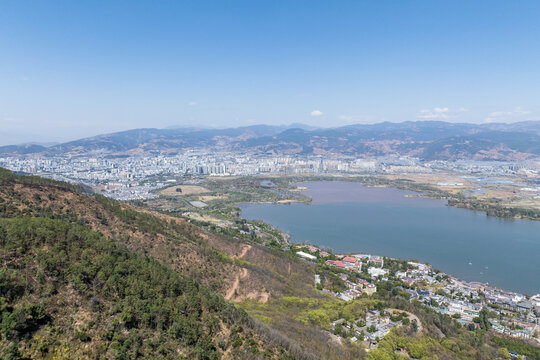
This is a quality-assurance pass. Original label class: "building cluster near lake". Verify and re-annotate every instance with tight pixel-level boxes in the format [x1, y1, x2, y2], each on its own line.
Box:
[330, 308, 414, 347]
[1, 152, 539, 200]
[293, 243, 540, 346]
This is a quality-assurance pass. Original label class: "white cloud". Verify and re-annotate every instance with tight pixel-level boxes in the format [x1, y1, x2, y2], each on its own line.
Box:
[417, 107, 467, 120]
[187, 101, 197, 106]
[310, 110, 323, 116]
[484, 107, 532, 123]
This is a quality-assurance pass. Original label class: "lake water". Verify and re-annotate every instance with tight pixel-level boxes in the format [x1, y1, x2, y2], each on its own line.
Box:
[240, 181, 540, 295]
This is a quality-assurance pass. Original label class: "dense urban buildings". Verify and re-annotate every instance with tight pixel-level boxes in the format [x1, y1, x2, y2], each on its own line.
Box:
[1, 152, 539, 200]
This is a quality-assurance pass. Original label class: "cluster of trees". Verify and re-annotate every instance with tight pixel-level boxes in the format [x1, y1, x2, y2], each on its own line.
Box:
[491, 336, 540, 359]
[388, 311, 409, 323]
[0, 216, 270, 359]
[240, 296, 367, 359]
[473, 308, 492, 331]
[448, 198, 540, 221]
[243, 296, 378, 329]
[367, 326, 511, 360]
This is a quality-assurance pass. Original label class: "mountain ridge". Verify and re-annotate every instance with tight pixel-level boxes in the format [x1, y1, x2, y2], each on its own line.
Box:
[2, 121, 540, 161]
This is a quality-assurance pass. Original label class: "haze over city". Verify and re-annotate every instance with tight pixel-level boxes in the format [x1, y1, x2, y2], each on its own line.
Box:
[2, 0, 540, 145]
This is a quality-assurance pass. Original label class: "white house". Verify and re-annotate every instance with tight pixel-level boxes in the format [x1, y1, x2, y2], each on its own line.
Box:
[297, 251, 317, 260]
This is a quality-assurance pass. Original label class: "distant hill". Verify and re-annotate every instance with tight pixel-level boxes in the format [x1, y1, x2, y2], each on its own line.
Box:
[2, 121, 540, 160]
[0, 143, 48, 156]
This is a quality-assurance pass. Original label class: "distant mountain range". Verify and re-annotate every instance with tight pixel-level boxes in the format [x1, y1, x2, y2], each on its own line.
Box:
[2, 121, 540, 161]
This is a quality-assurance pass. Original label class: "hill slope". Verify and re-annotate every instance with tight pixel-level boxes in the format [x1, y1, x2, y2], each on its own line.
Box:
[0, 169, 321, 359]
[1, 169, 537, 359]
[0, 216, 268, 359]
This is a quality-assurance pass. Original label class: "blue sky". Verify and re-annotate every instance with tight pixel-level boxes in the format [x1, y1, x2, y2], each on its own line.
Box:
[1, 0, 540, 145]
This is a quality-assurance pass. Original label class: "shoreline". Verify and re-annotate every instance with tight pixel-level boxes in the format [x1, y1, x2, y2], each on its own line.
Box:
[238, 179, 540, 296]
[289, 243, 539, 343]
[243, 175, 540, 222]
[299, 240, 538, 298]
[289, 176, 540, 222]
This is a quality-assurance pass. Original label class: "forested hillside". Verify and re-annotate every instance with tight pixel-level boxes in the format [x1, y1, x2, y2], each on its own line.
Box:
[1, 169, 538, 359]
[0, 217, 273, 359]
[0, 169, 319, 359]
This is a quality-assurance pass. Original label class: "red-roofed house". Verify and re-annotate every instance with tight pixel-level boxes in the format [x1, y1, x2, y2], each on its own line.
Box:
[342, 256, 362, 271]
[327, 260, 346, 268]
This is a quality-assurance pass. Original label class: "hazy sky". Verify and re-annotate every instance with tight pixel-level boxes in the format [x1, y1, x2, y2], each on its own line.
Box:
[1, 0, 540, 145]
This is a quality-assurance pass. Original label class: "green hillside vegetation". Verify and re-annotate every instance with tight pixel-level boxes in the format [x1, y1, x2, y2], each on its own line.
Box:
[0, 170, 318, 359]
[0, 217, 267, 359]
[491, 336, 540, 359]
[241, 297, 376, 359]
[240, 293, 517, 359]
[0, 168, 538, 359]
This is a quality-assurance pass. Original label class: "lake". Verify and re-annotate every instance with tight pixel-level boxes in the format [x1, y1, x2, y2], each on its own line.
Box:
[240, 181, 540, 295]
